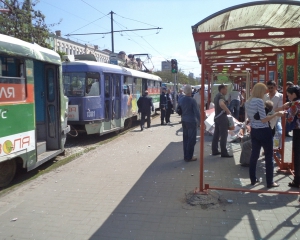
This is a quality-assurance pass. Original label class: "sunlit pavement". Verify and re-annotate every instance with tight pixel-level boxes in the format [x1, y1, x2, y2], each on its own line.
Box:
[0, 114, 299, 240]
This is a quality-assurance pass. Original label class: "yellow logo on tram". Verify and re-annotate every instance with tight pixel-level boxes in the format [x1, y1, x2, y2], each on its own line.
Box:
[3, 140, 13, 154]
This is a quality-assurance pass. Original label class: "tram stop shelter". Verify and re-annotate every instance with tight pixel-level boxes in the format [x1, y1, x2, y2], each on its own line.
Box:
[192, 1, 300, 196]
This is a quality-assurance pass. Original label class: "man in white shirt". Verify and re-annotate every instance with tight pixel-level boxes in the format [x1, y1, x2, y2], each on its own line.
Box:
[229, 87, 243, 120]
[193, 87, 208, 110]
[264, 80, 283, 146]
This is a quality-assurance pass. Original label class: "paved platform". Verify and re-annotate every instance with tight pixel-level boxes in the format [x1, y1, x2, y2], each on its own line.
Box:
[0, 115, 299, 240]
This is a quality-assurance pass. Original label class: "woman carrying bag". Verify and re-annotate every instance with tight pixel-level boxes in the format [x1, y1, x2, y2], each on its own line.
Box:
[283, 86, 300, 188]
[245, 83, 285, 188]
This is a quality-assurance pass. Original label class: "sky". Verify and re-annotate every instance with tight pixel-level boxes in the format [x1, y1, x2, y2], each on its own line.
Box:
[35, 0, 253, 78]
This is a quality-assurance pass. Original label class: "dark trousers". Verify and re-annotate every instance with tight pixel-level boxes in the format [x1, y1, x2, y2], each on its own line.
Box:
[141, 112, 150, 128]
[249, 127, 274, 185]
[182, 121, 197, 160]
[293, 129, 300, 184]
[166, 108, 172, 123]
[229, 99, 240, 120]
[212, 115, 228, 155]
[286, 121, 292, 135]
[160, 107, 166, 124]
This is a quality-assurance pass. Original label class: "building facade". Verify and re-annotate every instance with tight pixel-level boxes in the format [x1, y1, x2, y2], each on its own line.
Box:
[188, 72, 194, 79]
[50, 30, 109, 63]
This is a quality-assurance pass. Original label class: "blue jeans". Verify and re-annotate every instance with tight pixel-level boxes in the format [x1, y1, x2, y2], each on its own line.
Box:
[250, 128, 274, 185]
[182, 121, 197, 160]
[275, 118, 282, 157]
[229, 99, 240, 120]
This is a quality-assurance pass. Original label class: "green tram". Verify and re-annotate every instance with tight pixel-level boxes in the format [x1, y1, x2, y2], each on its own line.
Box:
[0, 34, 70, 187]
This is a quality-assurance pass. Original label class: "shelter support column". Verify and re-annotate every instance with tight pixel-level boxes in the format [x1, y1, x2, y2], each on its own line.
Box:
[294, 45, 298, 86]
[274, 57, 278, 85]
[265, 61, 269, 83]
[275, 52, 293, 173]
[252, 66, 258, 85]
[199, 41, 206, 192]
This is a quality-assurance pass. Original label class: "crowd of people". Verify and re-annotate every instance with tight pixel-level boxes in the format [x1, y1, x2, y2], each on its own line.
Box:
[213, 81, 300, 189]
[137, 81, 300, 189]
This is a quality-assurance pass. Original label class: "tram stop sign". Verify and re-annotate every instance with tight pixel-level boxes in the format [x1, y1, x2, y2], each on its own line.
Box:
[110, 53, 118, 65]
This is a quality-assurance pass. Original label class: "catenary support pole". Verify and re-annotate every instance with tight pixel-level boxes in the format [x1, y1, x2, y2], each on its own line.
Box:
[110, 11, 114, 53]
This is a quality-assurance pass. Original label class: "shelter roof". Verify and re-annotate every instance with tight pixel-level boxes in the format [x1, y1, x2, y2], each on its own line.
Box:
[192, 1, 300, 61]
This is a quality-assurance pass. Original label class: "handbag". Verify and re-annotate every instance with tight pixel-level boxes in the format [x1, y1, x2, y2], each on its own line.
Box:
[176, 105, 182, 116]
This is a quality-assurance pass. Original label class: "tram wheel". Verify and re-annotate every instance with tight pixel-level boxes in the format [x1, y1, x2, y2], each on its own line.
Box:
[0, 159, 16, 187]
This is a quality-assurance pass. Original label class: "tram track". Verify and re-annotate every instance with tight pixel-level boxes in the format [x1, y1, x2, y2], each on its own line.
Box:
[0, 114, 159, 196]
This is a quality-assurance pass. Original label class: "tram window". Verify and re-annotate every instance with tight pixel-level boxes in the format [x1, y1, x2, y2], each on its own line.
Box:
[0, 56, 26, 102]
[86, 72, 100, 96]
[115, 75, 121, 98]
[125, 76, 133, 95]
[135, 78, 142, 96]
[104, 74, 110, 98]
[46, 68, 55, 102]
[63, 72, 85, 97]
[148, 80, 154, 92]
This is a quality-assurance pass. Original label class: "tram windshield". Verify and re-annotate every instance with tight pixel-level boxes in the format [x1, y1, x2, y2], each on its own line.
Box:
[63, 72, 100, 97]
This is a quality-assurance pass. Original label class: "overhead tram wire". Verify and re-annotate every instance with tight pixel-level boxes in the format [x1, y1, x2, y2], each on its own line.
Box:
[111, 19, 155, 69]
[63, 1, 168, 66]
[112, 16, 170, 61]
[75, 1, 167, 60]
[39, 0, 109, 31]
[112, 19, 152, 54]
[62, 0, 165, 58]
[81, 0, 109, 17]
[68, 14, 109, 35]
[114, 13, 160, 28]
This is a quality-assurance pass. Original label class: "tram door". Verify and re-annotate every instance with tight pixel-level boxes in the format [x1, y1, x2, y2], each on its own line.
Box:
[142, 79, 148, 93]
[113, 75, 121, 127]
[45, 65, 60, 149]
[103, 74, 121, 131]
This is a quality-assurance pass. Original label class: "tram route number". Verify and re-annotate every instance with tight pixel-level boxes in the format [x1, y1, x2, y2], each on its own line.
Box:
[87, 111, 95, 118]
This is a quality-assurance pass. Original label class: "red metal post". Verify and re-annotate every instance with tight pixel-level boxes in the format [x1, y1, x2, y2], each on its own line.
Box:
[275, 57, 278, 85]
[294, 45, 299, 85]
[200, 41, 206, 192]
[265, 61, 269, 83]
[282, 52, 287, 165]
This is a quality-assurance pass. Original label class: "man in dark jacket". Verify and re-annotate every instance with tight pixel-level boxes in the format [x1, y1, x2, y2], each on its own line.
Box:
[178, 85, 200, 162]
[160, 87, 167, 125]
[137, 90, 154, 131]
[166, 89, 173, 124]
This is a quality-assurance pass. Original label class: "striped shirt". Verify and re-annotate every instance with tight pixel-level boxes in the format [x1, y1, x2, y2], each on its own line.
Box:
[245, 98, 269, 129]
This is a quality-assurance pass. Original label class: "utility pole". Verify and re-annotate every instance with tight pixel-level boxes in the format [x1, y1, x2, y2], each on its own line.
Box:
[174, 73, 177, 110]
[110, 11, 114, 53]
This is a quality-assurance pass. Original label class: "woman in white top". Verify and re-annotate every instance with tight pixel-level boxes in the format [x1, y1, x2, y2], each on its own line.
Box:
[245, 83, 285, 188]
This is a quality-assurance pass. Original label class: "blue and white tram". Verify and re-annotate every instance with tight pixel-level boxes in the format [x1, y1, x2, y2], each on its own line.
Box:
[62, 59, 162, 135]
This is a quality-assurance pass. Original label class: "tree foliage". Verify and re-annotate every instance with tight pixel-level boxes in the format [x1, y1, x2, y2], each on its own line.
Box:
[153, 69, 198, 85]
[0, 0, 60, 48]
[56, 50, 66, 61]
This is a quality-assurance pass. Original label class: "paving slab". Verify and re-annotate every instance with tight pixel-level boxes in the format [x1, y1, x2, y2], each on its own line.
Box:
[0, 114, 299, 240]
